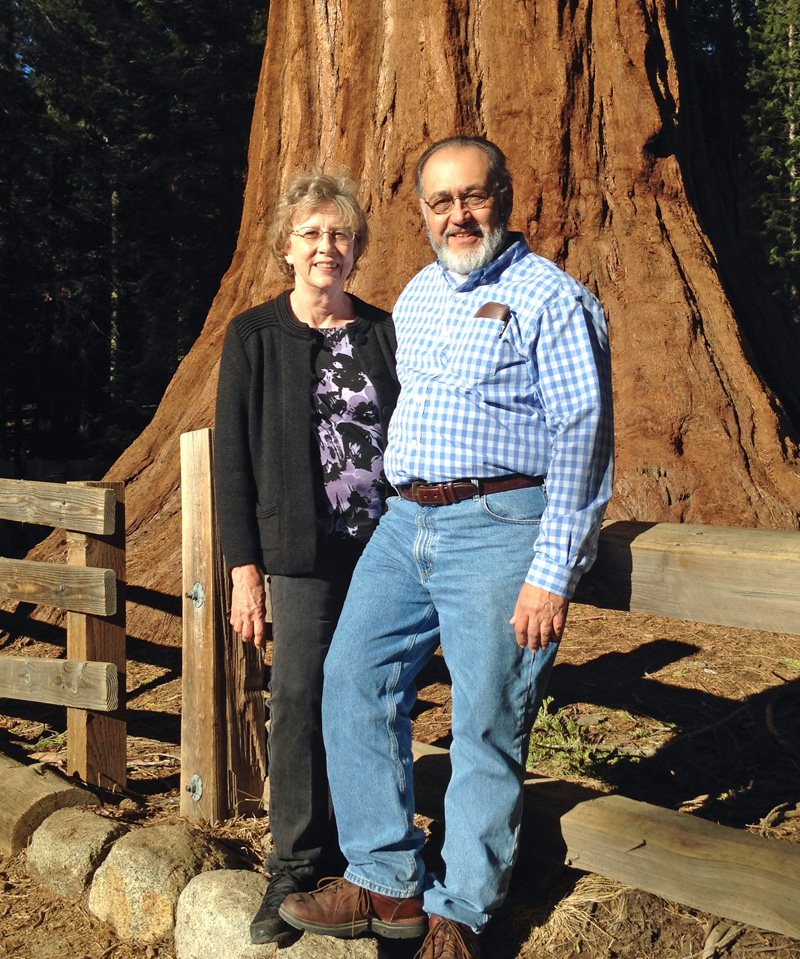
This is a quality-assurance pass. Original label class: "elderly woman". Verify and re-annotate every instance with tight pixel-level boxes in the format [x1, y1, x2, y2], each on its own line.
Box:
[214, 171, 398, 944]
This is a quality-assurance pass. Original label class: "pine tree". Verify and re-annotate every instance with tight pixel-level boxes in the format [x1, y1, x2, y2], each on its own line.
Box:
[748, 0, 800, 318]
[0, 0, 266, 464]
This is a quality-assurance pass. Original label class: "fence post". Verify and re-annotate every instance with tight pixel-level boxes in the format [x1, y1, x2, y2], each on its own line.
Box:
[180, 428, 266, 823]
[66, 480, 126, 789]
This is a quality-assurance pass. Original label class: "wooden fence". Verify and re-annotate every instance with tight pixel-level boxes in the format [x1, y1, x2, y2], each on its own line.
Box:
[0, 477, 126, 789]
[179, 430, 265, 824]
[179, 427, 800, 939]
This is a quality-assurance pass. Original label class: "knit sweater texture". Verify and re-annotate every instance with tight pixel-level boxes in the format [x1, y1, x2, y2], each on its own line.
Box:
[213, 290, 398, 575]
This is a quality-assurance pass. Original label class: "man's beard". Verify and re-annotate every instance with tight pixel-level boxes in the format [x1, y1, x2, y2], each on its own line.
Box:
[427, 222, 507, 274]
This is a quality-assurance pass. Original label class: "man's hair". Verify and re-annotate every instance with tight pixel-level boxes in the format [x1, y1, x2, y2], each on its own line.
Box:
[268, 169, 368, 278]
[415, 136, 514, 227]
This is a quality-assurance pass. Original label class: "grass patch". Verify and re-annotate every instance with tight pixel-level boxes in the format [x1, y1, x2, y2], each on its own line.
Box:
[23, 729, 67, 752]
[527, 697, 636, 779]
[778, 658, 800, 670]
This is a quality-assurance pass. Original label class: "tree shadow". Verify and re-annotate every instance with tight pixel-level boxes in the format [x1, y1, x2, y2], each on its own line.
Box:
[545, 640, 800, 827]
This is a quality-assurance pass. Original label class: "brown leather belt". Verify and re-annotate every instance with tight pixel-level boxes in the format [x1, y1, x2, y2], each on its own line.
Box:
[395, 474, 544, 506]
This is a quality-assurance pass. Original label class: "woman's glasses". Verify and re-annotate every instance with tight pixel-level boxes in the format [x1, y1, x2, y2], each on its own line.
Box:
[291, 228, 357, 248]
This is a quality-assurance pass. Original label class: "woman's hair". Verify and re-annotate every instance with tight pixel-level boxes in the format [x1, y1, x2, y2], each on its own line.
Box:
[268, 169, 369, 278]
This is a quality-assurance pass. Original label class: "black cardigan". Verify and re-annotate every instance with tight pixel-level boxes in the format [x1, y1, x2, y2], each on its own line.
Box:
[213, 290, 399, 575]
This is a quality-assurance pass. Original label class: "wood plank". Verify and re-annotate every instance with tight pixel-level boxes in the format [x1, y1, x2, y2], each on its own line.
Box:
[0, 657, 118, 710]
[411, 743, 800, 940]
[0, 478, 116, 534]
[180, 430, 227, 823]
[66, 482, 126, 790]
[574, 521, 800, 635]
[0, 557, 116, 615]
[221, 556, 267, 817]
[0, 752, 100, 856]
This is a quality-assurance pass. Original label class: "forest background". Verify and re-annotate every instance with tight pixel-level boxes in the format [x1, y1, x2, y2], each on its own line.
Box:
[1, 0, 799, 477]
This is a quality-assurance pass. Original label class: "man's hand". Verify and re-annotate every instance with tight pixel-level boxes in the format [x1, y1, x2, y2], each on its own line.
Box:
[230, 564, 267, 648]
[510, 583, 569, 652]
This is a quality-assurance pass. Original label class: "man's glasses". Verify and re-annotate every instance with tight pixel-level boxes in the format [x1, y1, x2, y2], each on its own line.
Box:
[423, 190, 493, 216]
[291, 228, 357, 248]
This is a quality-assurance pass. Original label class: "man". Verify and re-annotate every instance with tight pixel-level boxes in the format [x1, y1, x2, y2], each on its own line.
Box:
[279, 136, 614, 958]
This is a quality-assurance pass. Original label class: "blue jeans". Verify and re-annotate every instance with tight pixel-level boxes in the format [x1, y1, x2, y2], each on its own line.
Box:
[321, 486, 559, 931]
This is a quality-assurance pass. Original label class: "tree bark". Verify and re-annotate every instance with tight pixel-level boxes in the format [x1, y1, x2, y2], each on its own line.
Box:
[13, 0, 800, 648]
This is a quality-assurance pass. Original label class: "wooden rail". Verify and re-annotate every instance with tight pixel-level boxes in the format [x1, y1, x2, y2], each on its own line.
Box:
[575, 520, 800, 635]
[0, 557, 117, 615]
[0, 658, 118, 710]
[0, 478, 116, 535]
[0, 478, 126, 790]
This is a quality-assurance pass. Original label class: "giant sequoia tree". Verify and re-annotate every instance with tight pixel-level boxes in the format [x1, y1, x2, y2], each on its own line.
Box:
[18, 0, 800, 649]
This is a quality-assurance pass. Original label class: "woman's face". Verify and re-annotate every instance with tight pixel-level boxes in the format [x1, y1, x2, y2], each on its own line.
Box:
[284, 202, 356, 296]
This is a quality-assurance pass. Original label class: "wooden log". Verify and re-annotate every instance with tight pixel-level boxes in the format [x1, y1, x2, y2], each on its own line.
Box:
[411, 743, 800, 940]
[180, 430, 228, 823]
[0, 557, 116, 615]
[574, 521, 800, 635]
[66, 482, 126, 790]
[0, 478, 116, 534]
[0, 657, 118, 711]
[0, 752, 99, 856]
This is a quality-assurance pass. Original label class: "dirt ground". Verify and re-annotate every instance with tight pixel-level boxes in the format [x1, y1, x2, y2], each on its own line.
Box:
[1, 603, 799, 959]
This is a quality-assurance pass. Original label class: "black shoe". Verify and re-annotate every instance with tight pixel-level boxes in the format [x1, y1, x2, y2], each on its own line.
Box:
[250, 869, 306, 944]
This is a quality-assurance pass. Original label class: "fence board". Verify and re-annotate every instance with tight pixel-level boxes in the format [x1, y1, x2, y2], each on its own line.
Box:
[180, 430, 227, 822]
[0, 658, 118, 710]
[0, 478, 116, 534]
[574, 521, 800, 634]
[66, 481, 126, 789]
[0, 557, 116, 615]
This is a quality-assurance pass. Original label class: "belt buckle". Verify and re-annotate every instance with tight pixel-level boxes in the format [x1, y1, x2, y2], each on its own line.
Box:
[410, 480, 427, 504]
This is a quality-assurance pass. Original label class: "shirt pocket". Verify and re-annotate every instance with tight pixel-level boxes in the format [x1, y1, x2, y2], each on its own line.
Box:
[439, 315, 523, 387]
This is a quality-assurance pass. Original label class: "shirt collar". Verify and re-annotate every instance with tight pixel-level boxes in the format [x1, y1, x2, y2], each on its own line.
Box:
[437, 232, 529, 291]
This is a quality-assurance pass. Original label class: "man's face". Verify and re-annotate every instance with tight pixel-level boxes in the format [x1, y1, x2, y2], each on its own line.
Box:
[419, 146, 505, 273]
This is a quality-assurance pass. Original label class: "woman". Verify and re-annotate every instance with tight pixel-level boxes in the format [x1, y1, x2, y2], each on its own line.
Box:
[213, 171, 398, 944]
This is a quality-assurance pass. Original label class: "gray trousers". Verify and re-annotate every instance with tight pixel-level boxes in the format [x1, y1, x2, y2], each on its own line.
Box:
[265, 539, 365, 877]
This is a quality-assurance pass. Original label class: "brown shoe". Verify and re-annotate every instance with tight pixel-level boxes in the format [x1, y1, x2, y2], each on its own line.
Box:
[414, 915, 481, 958]
[279, 877, 428, 939]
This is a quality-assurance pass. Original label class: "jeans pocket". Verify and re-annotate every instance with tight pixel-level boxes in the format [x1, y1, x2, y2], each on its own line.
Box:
[481, 484, 547, 524]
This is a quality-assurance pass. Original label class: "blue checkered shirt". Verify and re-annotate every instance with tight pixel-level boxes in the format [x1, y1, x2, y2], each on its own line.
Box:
[385, 234, 614, 598]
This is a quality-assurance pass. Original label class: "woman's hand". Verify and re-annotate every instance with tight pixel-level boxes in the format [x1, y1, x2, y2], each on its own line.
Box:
[230, 564, 267, 648]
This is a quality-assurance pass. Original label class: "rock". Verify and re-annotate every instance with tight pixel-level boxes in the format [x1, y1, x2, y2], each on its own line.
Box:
[175, 870, 268, 959]
[88, 822, 239, 942]
[26, 807, 128, 899]
[174, 870, 417, 959]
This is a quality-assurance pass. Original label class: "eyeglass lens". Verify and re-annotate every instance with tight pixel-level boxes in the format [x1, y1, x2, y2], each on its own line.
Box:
[293, 228, 356, 246]
[426, 191, 491, 215]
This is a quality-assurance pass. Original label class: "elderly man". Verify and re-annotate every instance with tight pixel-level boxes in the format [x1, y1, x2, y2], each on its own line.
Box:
[279, 136, 614, 959]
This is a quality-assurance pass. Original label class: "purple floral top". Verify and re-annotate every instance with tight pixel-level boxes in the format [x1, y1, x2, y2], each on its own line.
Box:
[312, 327, 386, 542]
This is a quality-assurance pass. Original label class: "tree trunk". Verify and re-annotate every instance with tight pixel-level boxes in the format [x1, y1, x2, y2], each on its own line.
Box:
[15, 0, 800, 648]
